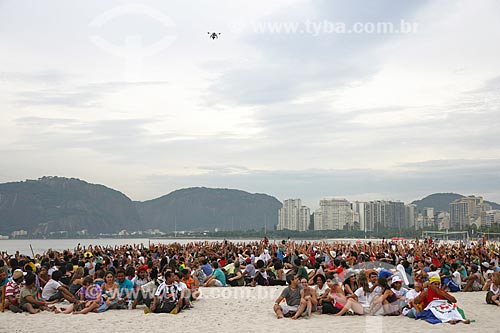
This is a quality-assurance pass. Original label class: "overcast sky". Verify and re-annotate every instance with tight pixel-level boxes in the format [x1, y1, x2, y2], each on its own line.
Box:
[1, 0, 500, 209]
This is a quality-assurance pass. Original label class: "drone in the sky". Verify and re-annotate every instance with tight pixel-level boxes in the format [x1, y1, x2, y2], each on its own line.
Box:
[208, 32, 221, 40]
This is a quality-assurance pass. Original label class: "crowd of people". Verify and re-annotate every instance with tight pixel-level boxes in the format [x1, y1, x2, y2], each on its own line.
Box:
[1, 237, 499, 324]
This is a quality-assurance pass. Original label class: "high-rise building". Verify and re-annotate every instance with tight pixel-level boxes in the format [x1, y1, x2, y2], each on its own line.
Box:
[481, 210, 500, 227]
[277, 199, 310, 231]
[298, 205, 311, 232]
[364, 200, 406, 231]
[450, 200, 469, 229]
[437, 212, 450, 230]
[352, 201, 367, 232]
[423, 207, 435, 228]
[317, 198, 353, 230]
[313, 209, 323, 230]
[405, 204, 417, 230]
[450, 196, 487, 229]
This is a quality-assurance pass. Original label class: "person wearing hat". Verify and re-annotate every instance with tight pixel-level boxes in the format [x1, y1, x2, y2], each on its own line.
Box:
[480, 262, 492, 281]
[390, 276, 408, 311]
[413, 275, 470, 324]
[131, 265, 151, 309]
[5, 269, 24, 312]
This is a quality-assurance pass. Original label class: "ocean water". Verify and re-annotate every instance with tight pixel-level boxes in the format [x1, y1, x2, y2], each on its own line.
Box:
[0, 238, 264, 255]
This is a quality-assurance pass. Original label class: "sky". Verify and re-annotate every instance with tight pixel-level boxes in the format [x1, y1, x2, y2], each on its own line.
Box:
[1, 0, 500, 209]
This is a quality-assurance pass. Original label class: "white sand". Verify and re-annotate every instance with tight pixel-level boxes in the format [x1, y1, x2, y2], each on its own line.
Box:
[2, 288, 498, 333]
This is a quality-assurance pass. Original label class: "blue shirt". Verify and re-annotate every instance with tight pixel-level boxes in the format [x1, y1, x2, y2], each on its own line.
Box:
[277, 248, 284, 261]
[0, 278, 9, 287]
[201, 263, 213, 277]
[378, 269, 393, 279]
[117, 279, 134, 298]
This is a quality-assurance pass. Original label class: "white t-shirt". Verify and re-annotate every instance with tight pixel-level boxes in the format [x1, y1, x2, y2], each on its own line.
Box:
[41, 279, 62, 300]
[48, 266, 58, 276]
[175, 281, 187, 291]
[132, 276, 149, 289]
[315, 283, 328, 297]
[452, 271, 462, 289]
[392, 287, 408, 297]
[85, 262, 95, 276]
[354, 287, 373, 307]
[405, 289, 420, 302]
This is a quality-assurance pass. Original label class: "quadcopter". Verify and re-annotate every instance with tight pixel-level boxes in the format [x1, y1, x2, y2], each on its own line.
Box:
[208, 32, 221, 40]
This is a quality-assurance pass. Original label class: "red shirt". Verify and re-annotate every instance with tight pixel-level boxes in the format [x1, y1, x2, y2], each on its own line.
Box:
[432, 257, 441, 268]
[424, 287, 452, 308]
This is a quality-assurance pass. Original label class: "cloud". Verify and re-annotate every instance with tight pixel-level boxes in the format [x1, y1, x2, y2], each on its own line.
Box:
[0, 70, 72, 84]
[207, 1, 428, 106]
[11, 78, 170, 108]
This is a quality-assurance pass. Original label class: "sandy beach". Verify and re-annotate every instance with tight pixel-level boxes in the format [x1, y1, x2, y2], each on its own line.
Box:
[2, 287, 498, 333]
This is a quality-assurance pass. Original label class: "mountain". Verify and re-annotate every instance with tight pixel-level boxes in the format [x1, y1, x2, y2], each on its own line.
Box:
[411, 193, 500, 213]
[0, 176, 141, 235]
[135, 187, 282, 232]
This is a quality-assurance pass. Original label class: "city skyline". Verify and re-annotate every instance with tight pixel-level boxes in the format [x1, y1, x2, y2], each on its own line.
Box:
[1, 1, 500, 208]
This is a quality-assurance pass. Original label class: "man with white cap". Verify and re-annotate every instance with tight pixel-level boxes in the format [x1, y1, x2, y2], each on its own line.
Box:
[481, 262, 492, 281]
[390, 275, 408, 311]
[5, 269, 24, 312]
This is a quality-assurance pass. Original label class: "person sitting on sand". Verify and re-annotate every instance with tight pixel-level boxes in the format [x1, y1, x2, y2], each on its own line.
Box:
[115, 268, 133, 309]
[314, 274, 330, 311]
[98, 271, 120, 312]
[252, 260, 270, 286]
[300, 278, 317, 316]
[462, 264, 482, 292]
[5, 269, 24, 313]
[484, 272, 500, 306]
[227, 261, 245, 287]
[203, 261, 226, 287]
[131, 265, 151, 309]
[334, 271, 372, 316]
[69, 267, 84, 297]
[147, 271, 182, 314]
[390, 276, 408, 311]
[65, 276, 103, 314]
[370, 276, 399, 315]
[343, 272, 358, 298]
[273, 275, 308, 320]
[191, 261, 207, 286]
[242, 257, 256, 285]
[319, 278, 340, 314]
[181, 268, 200, 300]
[0, 268, 8, 290]
[413, 275, 470, 324]
[41, 270, 78, 303]
[296, 259, 309, 281]
[200, 259, 213, 277]
[401, 279, 424, 318]
[174, 271, 191, 309]
[20, 273, 59, 314]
